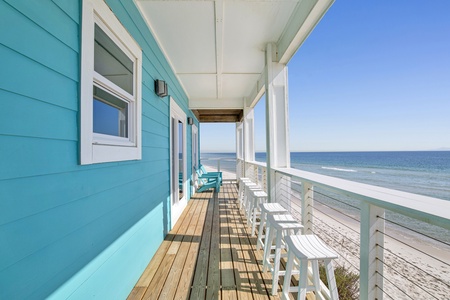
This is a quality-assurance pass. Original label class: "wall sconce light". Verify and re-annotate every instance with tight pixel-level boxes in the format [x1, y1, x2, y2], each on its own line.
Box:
[187, 117, 194, 125]
[154, 79, 168, 97]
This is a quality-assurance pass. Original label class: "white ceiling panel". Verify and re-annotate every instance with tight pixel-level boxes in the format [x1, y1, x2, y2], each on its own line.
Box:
[222, 1, 298, 74]
[221, 74, 261, 99]
[136, 0, 333, 109]
[177, 74, 217, 99]
[137, 1, 216, 74]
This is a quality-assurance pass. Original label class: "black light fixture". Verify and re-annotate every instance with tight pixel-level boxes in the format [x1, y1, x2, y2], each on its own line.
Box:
[187, 117, 194, 125]
[154, 79, 168, 97]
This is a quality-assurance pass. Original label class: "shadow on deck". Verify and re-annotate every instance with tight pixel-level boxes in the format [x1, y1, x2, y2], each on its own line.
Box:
[127, 183, 306, 300]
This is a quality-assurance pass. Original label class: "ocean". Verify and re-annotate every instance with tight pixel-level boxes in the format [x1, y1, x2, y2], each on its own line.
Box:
[201, 151, 450, 201]
[201, 151, 450, 242]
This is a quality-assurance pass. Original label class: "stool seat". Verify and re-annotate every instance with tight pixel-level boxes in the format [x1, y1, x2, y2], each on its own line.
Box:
[260, 203, 288, 214]
[267, 214, 302, 231]
[286, 235, 338, 261]
[282, 235, 339, 300]
[256, 203, 288, 252]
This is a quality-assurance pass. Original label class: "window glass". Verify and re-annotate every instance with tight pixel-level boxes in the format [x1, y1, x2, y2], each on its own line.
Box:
[93, 86, 128, 137]
[94, 24, 134, 95]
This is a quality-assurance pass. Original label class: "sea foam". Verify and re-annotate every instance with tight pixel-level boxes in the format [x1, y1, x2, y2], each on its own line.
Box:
[321, 166, 357, 173]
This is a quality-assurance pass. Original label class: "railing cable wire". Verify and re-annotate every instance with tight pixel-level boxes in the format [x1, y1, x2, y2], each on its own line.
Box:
[377, 243, 450, 289]
[311, 201, 360, 235]
[376, 271, 415, 300]
[377, 230, 450, 267]
[376, 257, 441, 300]
[377, 215, 450, 248]
[313, 189, 361, 211]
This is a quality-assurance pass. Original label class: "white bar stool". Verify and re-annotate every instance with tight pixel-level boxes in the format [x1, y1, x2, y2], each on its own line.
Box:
[247, 190, 268, 236]
[263, 214, 304, 295]
[243, 183, 261, 215]
[282, 234, 339, 300]
[256, 203, 288, 251]
[238, 177, 252, 208]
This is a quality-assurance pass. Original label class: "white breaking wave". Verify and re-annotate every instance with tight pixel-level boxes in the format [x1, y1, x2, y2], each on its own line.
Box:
[321, 166, 357, 173]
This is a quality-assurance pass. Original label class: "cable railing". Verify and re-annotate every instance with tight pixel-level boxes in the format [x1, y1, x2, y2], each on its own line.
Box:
[239, 159, 450, 300]
[200, 157, 238, 181]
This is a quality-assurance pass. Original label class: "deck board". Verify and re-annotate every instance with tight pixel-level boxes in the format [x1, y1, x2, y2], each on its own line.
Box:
[127, 183, 309, 300]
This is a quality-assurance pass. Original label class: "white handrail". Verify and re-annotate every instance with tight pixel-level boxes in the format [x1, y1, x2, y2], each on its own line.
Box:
[273, 167, 450, 230]
[241, 159, 450, 300]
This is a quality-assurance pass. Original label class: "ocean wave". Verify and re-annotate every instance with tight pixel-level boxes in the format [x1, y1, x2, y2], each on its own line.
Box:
[321, 166, 357, 173]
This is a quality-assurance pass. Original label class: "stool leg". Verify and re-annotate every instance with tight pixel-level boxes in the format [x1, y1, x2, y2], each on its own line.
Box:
[238, 184, 243, 209]
[282, 251, 295, 300]
[325, 259, 339, 300]
[271, 230, 282, 295]
[312, 260, 322, 299]
[246, 195, 253, 225]
[256, 211, 266, 251]
[251, 205, 257, 236]
[263, 225, 274, 272]
[298, 260, 308, 300]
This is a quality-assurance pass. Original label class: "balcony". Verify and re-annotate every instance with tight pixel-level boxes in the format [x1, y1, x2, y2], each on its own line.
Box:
[128, 159, 450, 299]
[128, 183, 294, 299]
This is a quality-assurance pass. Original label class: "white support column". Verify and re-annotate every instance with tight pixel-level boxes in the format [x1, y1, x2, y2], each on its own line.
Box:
[264, 43, 290, 202]
[360, 202, 385, 300]
[236, 122, 244, 180]
[243, 106, 255, 162]
[301, 182, 313, 234]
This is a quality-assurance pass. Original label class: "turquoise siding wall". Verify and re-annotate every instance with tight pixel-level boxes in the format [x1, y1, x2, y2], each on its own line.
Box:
[0, 0, 198, 298]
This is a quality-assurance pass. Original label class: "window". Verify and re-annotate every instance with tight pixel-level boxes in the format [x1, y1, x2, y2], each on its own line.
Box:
[80, 0, 142, 164]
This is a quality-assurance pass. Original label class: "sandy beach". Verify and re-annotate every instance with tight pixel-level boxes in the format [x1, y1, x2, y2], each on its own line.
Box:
[202, 164, 450, 299]
[312, 202, 450, 299]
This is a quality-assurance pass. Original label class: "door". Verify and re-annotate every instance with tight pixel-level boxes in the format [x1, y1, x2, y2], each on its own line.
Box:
[170, 98, 187, 228]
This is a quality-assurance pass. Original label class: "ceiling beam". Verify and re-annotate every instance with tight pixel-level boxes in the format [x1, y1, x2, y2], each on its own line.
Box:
[189, 98, 244, 109]
[277, 0, 334, 64]
[215, 0, 224, 99]
[245, 70, 265, 108]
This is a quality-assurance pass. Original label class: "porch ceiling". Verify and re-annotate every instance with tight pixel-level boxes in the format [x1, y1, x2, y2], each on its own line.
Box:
[136, 0, 333, 119]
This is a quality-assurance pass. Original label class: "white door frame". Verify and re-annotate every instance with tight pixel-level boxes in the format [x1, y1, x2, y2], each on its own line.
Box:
[192, 124, 198, 193]
[170, 97, 187, 228]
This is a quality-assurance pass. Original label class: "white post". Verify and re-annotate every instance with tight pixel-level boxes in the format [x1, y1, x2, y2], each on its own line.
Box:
[264, 43, 290, 202]
[301, 182, 313, 234]
[244, 107, 255, 163]
[236, 122, 243, 180]
[360, 202, 385, 300]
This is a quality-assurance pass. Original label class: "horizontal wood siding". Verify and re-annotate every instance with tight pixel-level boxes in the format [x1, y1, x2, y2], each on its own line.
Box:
[0, 0, 195, 299]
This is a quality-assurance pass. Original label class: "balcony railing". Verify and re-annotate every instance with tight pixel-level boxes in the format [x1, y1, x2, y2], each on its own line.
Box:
[239, 159, 450, 300]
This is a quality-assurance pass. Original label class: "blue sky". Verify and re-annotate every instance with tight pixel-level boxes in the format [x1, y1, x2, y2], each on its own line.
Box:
[201, 1, 450, 152]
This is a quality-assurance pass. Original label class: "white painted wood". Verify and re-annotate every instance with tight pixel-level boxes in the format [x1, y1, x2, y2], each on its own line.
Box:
[243, 107, 255, 162]
[360, 203, 385, 300]
[188, 98, 244, 109]
[135, 0, 333, 109]
[170, 98, 187, 228]
[302, 181, 314, 234]
[192, 124, 198, 194]
[278, 0, 334, 64]
[80, 0, 142, 165]
[274, 167, 450, 229]
[265, 43, 290, 201]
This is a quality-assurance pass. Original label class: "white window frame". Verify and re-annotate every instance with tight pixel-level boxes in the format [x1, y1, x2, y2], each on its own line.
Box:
[80, 0, 142, 164]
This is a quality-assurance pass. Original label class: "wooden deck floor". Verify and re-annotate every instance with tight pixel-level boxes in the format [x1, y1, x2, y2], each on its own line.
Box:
[127, 183, 304, 300]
